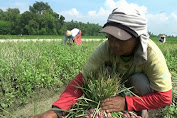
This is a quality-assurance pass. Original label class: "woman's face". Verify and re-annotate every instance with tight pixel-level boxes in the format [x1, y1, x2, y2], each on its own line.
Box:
[108, 34, 137, 56]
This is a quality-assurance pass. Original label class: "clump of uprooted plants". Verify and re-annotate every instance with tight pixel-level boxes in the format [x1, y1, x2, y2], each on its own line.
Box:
[63, 68, 138, 118]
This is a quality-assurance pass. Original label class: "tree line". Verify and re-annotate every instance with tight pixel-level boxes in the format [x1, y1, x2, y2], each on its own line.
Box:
[0, 1, 104, 36]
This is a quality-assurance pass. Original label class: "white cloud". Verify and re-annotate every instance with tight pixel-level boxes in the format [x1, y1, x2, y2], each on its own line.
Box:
[104, 0, 117, 10]
[60, 0, 147, 25]
[97, 7, 109, 16]
[104, 0, 147, 15]
[146, 13, 168, 23]
[59, 7, 108, 25]
[87, 8, 109, 18]
[171, 12, 177, 21]
[60, 8, 80, 16]
[88, 11, 96, 16]
[146, 12, 177, 35]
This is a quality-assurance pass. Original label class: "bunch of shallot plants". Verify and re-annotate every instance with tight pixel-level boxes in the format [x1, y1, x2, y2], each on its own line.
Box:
[64, 67, 133, 118]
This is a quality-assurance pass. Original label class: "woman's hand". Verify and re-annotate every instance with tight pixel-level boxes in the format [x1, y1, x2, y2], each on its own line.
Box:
[101, 96, 126, 113]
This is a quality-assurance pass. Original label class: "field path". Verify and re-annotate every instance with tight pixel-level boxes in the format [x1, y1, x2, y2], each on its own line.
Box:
[0, 39, 106, 42]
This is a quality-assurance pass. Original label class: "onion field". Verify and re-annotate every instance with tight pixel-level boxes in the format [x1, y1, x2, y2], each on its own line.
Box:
[0, 37, 177, 117]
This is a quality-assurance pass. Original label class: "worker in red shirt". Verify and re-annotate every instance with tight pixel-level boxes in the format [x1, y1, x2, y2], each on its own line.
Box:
[35, 6, 172, 118]
[62, 28, 82, 45]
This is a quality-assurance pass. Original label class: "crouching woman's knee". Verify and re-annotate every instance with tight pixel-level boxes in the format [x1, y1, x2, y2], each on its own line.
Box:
[127, 73, 153, 96]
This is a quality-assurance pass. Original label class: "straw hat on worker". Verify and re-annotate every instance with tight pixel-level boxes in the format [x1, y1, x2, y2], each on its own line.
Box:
[65, 30, 72, 37]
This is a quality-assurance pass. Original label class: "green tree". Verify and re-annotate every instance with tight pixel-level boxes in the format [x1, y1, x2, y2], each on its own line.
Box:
[59, 22, 67, 35]
[0, 1, 105, 36]
[20, 11, 33, 34]
[26, 19, 39, 35]
[28, 1, 65, 35]
[29, 1, 51, 15]
[39, 28, 47, 35]
[57, 15, 65, 34]
[0, 9, 4, 20]
[40, 12, 56, 34]
[3, 8, 21, 34]
[0, 20, 11, 34]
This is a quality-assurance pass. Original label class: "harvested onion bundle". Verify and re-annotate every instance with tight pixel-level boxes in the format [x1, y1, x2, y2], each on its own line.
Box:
[64, 68, 133, 118]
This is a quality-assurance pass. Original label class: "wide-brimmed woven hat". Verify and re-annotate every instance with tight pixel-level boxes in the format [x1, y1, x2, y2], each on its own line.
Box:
[65, 30, 72, 36]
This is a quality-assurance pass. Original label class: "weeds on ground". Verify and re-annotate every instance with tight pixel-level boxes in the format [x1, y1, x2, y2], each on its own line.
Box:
[162, 73, 177, 118]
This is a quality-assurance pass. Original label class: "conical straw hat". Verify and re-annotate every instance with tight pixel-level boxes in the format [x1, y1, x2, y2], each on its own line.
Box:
[65, 30, 72, 36]
[161, 34, 166, 37]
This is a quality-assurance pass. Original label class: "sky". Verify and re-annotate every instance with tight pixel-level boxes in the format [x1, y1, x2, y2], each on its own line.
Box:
[1, 0, 177, 36]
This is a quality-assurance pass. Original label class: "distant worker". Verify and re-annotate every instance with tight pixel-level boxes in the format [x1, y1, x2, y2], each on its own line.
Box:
[159, 34, 166, 43]
[62, 28, 82, 45]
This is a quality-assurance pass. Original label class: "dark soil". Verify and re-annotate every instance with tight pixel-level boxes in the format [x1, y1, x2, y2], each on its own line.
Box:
[148, 108, 163, 118]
